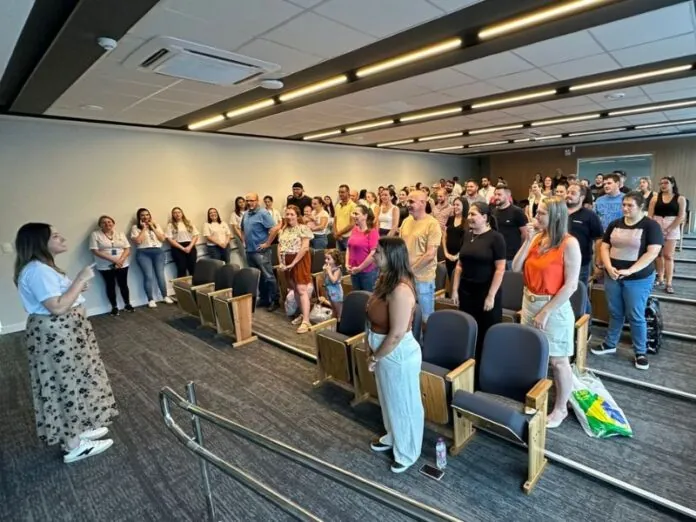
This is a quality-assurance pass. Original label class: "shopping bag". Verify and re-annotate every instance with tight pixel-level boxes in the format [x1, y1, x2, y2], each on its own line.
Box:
[569, 365, 633, 438]
[285, 291, 297, 317]
[309, 303, 333, 324]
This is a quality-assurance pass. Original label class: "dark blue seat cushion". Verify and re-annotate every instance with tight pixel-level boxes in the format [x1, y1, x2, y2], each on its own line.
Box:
[451, 389, 528, 442]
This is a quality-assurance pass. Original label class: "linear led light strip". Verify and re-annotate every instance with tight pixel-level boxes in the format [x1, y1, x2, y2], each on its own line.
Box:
[400, 107, 462, 123]
[377, 139, 415, 147]
[570, 65, 693, 91]
[356, 38, 462, 78]
[531, 113, 600, 126]
[636, 119, 696, 130]
[468, 140, 509, 148]
[568, 127, 626, 137]
[303, 129, 342, 141]
[278, 75, 348, 102]
[188, 115, 225, 130]
[419, 132, 464, 142]
[609, 99, 696, 116]
[430, 145, 465, 152]
[469, 124, 524, 135]
[346, 119, 394, 133]
[471, 90, 557, 110]
[479, 0, 608, 40]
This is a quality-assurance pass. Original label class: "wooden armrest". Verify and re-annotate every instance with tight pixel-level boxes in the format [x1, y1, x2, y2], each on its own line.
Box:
[193, 283, 216, 295]
[446, 359, 475, 383]
[574, 314, 590, 329]
[229, 293, 252, 303]
[434, 289, 446, 299]
[341, 275, 351, 284]
[311, 317, 337, 333]
[352, 343, 368, 354]
[172, 276, 192, 286]
[525, 378, 553, 410]
[209, 288, 233, 299]
[345, 332, 366, 347]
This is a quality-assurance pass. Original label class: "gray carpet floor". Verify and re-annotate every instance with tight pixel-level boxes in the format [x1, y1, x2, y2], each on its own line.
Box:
[1, 306, 690, 521]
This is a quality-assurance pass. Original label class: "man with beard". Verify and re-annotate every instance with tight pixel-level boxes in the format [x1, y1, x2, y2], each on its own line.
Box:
[478, 176, 496, 203]
[590, 173, 604, 200]
[567, 183, 603, 314]
[492, 185, 528, 270]
[431, 188, 453, 231]
[444, 179, 456, 204]
[464, 179, 486, 207]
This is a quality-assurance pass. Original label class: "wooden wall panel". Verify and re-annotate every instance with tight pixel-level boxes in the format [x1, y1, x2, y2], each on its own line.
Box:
[485, 136, 696, 204]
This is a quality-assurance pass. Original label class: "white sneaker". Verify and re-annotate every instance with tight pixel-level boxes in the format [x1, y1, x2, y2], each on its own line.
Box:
[163, 296, 174, 304]
[79, 427, 109, 441]
[64, 439, 113, 464]
[148, 300, 157, 308]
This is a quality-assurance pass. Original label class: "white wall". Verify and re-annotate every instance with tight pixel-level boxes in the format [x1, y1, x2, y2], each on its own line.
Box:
[0, 116, 474, 332]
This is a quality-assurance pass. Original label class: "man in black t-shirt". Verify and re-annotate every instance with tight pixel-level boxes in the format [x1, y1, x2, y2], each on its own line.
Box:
[590, 173, 605, 200]
[492, 185, 528, 269]
[566, 183, 603, 313]
[286, 182, 313, 215]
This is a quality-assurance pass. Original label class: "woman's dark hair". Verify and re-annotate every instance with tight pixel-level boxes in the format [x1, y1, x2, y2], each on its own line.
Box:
[264, 195, 273, 202]
[323, 195, 335, 217]
[355, 204, 376, 230]
[136, 208, 150, 229]
[660, 176, 679, 195]
[358, 189, 367, 200]
[14, 223, 57, 285]
[312, 196, 325, 208]
[452, 197, 470, 229]
[623, 190, 646, 209]
[374, 237, 416, 300]
[207, 207, 221, 224]
[234, 196, 245, 216]
[388, 188, 397, 205]
[470, 202, 498, 231]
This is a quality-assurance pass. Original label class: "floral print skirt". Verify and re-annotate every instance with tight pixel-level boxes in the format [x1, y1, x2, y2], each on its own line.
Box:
[25, 308, 119, 447]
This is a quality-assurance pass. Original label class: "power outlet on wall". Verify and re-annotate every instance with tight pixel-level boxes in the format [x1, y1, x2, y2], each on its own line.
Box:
[2, 243, 14, 254]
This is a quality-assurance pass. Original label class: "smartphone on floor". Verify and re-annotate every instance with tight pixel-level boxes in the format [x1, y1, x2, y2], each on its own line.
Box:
[419, 464, 444, 481]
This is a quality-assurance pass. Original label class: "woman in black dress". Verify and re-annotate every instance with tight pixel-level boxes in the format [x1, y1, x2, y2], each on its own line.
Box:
[441, 197, 469, 280]
[451, 202, 506, 387]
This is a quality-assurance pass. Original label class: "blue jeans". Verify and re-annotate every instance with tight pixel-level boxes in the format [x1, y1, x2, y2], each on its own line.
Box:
[415, 280, 436, 322]
[505, 259, 513, 271]
[336, 237, 348, 252]
[136, 247, 167, 301]
[311, 235, 328, 250]
[207, 244, 229, 263]
[579, 263, 592, 315]
[603, 274, 654, 355]
[247, 249, 278, 305]
[351, 268, 378, 291]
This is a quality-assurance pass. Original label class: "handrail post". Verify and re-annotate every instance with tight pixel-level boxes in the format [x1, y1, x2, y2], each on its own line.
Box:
[186, 382, 217, 522]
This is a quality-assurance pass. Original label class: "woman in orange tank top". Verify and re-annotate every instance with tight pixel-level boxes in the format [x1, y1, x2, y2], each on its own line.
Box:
[512, 197, 581, 429]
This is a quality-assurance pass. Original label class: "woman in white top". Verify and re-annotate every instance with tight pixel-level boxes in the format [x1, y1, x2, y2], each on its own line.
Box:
[202, 207, 231, 263]
[130, 208, 172, 308]
[166, 206, 200, 278]
[263, 195, 282, 225]
[89, 215, 133, 316]
[15, 223, 118, 464]
[526, 181, 546, 221]
[376, 188, 399, 237]
[307, 196, 330, 249]
[365, 191, 379, 213]
[229, 196, 246, 240]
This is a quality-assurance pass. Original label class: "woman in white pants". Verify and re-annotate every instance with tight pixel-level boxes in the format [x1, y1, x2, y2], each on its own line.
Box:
[366, 237, 423, 473]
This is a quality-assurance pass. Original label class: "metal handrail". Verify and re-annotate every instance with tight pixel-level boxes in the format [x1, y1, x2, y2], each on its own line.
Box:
[160, 383, 463, 522]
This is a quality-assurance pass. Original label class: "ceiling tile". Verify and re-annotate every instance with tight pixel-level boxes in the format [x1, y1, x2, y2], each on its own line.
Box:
[84, 60, 179, 87]
[152, 86, 243, 105]
[541, 96, 596, 110]
[542, 53, 620, 82]
[453, 51, 535, 80]
[163, 0, 303, 36]
[439, 81, 503, 99]
[236, 38, 324, 76]
[400, 91, 459, 110]
[622, 112, 668, 124]
[426, 0, 485, 13]
[286, 0, 323, 7]
[314, 0, 443, 38]
[486, 69, 556, 90]
[665, 107, 696, 119]
[589, 3, 694, 51]
[553, 102, 605, 115]
[263, 11, 375, 57]
[513, 31, 605, 67]
[642, 77, 696, 95]
[611, 34, 696, 68]
[597, 95, 653, 110]
[502, 105, 561, 119]
[53, 91, 145, 112]
[102, 35, 148, 64]
[649, 89, 696, 103]
[406, 67, 478, 90]
[585, 86, 647, 104]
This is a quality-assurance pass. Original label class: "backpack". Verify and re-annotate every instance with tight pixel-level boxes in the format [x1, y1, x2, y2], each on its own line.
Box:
[645, 296, 663, 354]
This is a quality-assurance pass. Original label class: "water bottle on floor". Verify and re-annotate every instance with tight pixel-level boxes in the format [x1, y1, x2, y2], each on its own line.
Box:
[435, 437, 447, 470]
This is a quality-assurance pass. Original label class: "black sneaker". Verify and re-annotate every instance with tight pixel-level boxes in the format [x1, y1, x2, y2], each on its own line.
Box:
[110, 307, 119, 317]
[124, 304, 135, 313]
[390, 462, 410, 474]
[370, 435, 392, 452]
[590, 342, 616, 356]
[635, 355, 649, 370]
[267, 302, 279, 313]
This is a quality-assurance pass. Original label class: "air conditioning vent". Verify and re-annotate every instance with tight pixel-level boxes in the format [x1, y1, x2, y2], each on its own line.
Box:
[122, 36, 282, 86]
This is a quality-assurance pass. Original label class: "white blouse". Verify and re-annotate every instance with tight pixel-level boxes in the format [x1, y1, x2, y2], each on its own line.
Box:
[166, 221, 200, 244]
[267, 208, 282, 225]
[377, 205, 396, 231]
[130, 223, 164, 249]
[310, 209, 330, 235]
[203, 221, 231, 246]
[229, 211, 246, 227]
[89, 230, 131, 270]
[18, 261, 85, 315]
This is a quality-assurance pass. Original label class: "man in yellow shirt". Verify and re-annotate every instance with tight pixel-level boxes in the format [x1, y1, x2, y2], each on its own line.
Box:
[400, 190, 442, 324]
[332, 184, 356, 252]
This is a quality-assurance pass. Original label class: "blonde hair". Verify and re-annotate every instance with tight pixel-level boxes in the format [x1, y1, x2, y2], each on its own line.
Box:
[540, 196, 568, 249]
[639, 177, 652, 190]
[170, 206, 194, 234]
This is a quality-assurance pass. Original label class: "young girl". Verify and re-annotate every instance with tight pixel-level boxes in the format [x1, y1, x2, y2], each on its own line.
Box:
[323, 249, 344, 319]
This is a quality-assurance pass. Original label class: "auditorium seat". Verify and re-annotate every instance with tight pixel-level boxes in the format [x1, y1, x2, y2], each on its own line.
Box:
[419, 310, 477, 425]
[211, 267, 260, 348]
[434, 262, 448, 299]
[501, 271, 524, 323]
[172, 259, 225, 317]
[570, 281, 590, 371]
[196, 264, 240, 328]
[449, 323, 551, 494]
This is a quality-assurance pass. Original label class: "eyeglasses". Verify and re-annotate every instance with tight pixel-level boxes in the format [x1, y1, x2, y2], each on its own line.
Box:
[245, 199, 257, 202]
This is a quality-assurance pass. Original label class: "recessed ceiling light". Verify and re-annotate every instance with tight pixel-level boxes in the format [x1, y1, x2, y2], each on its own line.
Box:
[80, 104, 103, 111]
[604, 92, 625, 100]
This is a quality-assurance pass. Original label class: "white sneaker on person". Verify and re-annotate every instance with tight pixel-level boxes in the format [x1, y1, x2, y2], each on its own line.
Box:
[163, 296, 174, 304]
[79, 427, 109, 441]
[64, 439, 113, 464]
[148, 300, 157, 308]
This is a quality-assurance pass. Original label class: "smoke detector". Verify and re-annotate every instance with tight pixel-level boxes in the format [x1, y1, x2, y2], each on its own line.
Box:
[605, 92, 626, 100]
[260, 79, 284, 89]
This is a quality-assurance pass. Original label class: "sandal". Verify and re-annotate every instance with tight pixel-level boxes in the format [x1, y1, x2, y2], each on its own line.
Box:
[296, 322, 311, 334]
[665, 284, 675, 294]
[654, 279, 664, 288]
[291, 316, 303, 326]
